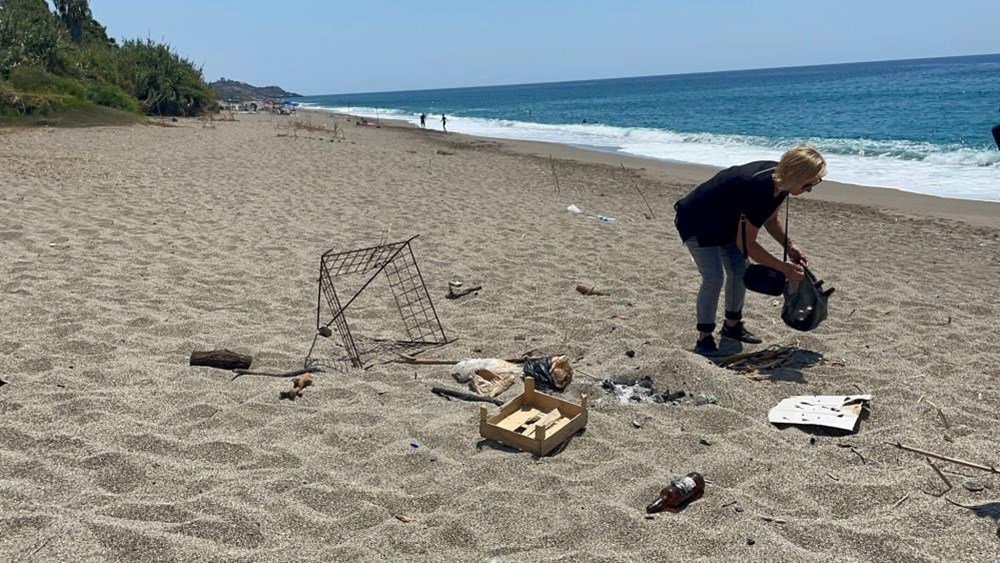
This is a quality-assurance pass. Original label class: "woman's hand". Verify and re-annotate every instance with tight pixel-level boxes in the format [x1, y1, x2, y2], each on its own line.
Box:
[787, 243, 809, 266]
[783, 262, 805, 286]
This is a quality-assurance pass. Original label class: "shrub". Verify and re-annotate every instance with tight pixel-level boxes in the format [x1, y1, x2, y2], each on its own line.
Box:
[84, 81, 139, 112]
[117, 39, 216, 116]
[0, 0, 72, 78]
[9, 65, 85, 98]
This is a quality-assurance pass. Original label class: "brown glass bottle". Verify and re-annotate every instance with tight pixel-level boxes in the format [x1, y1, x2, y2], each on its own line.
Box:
[645, 472, 705, 513]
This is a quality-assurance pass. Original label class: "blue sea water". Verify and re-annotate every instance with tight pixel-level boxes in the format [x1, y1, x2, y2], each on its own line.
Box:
[298, 54, 1000, 201]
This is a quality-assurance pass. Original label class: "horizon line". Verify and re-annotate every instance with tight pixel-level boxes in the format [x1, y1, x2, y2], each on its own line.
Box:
[294, 51, 1000, 99]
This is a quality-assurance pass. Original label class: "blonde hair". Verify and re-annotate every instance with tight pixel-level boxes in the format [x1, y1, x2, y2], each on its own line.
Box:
[774, 146, 827, 189]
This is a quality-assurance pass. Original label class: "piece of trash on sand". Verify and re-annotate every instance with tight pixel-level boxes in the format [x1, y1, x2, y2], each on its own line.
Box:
[694, 394, 718, 406]
[646, 472, 705, 513]
[522, 355, 573, 391]
[567, 204, 583, 213]
[768, 395, 872, 432]
[279, 373, 313, 400]
[446, 282, 482, 299]
[588, 214, 616, 223]
[451, 358, 521, 398]
[479, 377, 587, 456]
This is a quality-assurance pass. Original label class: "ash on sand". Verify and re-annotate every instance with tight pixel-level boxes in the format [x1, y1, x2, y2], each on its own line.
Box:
[601, 375, 686, 404]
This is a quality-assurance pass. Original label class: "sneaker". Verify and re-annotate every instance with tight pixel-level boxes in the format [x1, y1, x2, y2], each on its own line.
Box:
[721, 321, 763, 344]
[694, 335, 718, 355]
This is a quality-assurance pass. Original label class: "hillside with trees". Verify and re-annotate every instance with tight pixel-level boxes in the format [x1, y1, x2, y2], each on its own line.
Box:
[0, 0, 215, 124]
[211, 79, 301, 100]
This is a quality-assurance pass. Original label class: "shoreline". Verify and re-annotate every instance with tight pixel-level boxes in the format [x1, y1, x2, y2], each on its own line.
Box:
[310, 109, 1000, 229]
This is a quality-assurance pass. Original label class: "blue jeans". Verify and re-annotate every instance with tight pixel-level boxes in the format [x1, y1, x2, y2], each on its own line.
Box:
[684, 238, 746, 333]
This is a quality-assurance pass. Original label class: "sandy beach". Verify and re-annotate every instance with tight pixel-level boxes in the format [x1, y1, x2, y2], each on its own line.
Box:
[2, 112, 999, 562]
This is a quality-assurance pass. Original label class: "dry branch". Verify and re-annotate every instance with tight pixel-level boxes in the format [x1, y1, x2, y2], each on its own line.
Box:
[926, 458, 953, 497]
[619, 163, 656, 219]
[230, 367, 321, 382]
[549, 155, 561, 195]
[885, 441, 1000, 474]
[431, 386, 504, 406]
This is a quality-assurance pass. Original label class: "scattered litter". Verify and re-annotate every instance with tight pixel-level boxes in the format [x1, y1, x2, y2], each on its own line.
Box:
[625, 350, 636, 358]
[446, 280, 482, 300]
[451, 358, 521, 397]
[646, 472, 705, 513]
[394, 514, 414, 523]
[695, 394, 719, 406]
[768, 395, 872, 432]
[588, 214, 616, 223]
[279, 373, 312, 400]
[576, 284, 610, 296]
[522, 355, 573, 391]
[632, 419, 644, 429]
[699, 437, 713, 446]
[567, 204, 582, 213]
[747, 536, 756, 546]
[760, 516, 787, 524]
[0, 377, 7, 387]
[600, 376, 686, 404]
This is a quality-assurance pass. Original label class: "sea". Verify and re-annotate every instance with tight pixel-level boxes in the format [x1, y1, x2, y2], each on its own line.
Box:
[297, 54, 1000, 202]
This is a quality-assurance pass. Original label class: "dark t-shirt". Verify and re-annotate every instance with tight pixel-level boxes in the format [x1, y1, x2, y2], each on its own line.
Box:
[674, 160, 787, 246]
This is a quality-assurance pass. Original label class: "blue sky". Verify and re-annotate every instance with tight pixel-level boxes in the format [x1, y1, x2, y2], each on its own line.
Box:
[85, 0, 1000, 95]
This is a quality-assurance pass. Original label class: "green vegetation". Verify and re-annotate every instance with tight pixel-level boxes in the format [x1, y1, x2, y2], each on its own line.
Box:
[0, 0, 215, 125]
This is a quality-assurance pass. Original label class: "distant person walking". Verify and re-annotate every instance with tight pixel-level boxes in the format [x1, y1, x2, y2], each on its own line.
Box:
[992, 123, 1000, 150]
[673, 146, 827, 355]
[441, 114, 448, 133]
[420, 113, 427, 128]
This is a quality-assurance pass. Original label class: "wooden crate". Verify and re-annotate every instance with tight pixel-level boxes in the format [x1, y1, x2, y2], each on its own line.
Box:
[479, 377, 588, 456]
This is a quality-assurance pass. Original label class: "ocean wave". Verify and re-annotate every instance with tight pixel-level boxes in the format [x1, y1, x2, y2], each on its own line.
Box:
[303, 104, 1000, 201]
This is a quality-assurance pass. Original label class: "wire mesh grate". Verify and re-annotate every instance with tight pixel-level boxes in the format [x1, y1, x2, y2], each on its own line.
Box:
[305, 236, 448, 370]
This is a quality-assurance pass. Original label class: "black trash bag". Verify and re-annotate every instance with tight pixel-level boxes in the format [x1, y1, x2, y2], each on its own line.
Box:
[522, 355, 572, 391]
[782, 266, 834, 332]
[744, 264, 787, 296]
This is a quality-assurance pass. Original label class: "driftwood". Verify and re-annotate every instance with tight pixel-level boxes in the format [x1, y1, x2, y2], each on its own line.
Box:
[280, 373, 313, 400]
[397, 352, 530, 365]
[230, 367, 321, 382]
[885, 441, 1000, 474]
[431, 386, 504, 406]
[190, 349, 252, 370]
[576, 284, 610, 296]
[716, 345, 798, 371]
